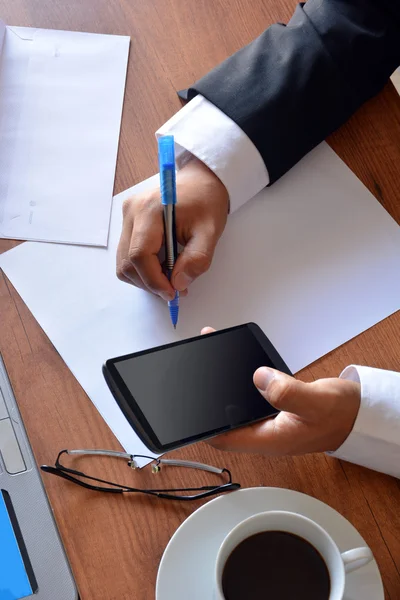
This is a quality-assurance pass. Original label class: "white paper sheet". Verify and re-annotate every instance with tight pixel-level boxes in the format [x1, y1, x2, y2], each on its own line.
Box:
[1, 143, 399, 465]
[0, 23, 129, 246]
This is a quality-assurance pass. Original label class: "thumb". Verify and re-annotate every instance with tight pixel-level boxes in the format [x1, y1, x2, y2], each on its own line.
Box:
[172, 227, 217, 292]
[254, 367, 318, 419]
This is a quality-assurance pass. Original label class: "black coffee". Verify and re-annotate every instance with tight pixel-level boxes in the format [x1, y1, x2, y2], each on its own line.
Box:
[221, 530, 331, 600]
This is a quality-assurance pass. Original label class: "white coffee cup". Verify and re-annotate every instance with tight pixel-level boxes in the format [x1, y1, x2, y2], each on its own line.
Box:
[215, 510, 373, 600]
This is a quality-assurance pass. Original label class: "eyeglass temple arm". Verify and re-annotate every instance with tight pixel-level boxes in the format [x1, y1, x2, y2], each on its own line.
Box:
[158, 459, 224, 474]
[66, 449, 225, 474]
[67, 449, 135, 459]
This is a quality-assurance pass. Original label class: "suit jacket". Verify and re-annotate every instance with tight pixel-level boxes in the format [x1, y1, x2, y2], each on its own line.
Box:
[181, 0, 400, 184]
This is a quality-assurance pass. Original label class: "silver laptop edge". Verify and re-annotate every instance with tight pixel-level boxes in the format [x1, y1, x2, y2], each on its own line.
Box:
[0, 354, 78, 600]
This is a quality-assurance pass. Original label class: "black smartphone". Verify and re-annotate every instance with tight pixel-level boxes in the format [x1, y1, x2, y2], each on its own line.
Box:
[103, 323, 292, 453]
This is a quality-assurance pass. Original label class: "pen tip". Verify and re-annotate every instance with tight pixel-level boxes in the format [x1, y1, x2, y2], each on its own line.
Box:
[174, 324, 176, 330]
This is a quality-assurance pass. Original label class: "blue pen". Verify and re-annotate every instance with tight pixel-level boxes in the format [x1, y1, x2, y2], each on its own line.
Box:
[158, 135, 179, 328]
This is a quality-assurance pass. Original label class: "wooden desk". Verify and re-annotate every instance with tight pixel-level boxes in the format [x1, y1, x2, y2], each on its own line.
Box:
[0, 1, 399, 598]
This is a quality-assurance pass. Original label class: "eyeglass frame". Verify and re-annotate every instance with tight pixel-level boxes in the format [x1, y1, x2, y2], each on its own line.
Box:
[41, 449, 241, 501]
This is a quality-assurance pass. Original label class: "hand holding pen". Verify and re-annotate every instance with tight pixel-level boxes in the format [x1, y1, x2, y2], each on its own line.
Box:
[116, 150, 229, 310]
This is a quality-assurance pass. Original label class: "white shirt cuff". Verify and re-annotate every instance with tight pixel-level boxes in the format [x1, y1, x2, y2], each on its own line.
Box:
[331, 365, 400, 479]
[156, 95, 270, 213]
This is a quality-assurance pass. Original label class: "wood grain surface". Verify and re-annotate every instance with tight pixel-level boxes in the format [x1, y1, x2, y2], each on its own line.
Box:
[0, 1, 399, 599]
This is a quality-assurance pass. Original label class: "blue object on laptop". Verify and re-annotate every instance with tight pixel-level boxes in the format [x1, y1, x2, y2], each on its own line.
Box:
[0, 490, 33, 600]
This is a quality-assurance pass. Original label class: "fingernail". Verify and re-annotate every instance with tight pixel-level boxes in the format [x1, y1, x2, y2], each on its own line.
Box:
[161, 291, 175, 302]
[254, 367, 275, 392]
[174, 272, 193, 292]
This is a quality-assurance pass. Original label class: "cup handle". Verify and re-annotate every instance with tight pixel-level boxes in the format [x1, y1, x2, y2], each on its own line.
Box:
[341, 547, 373, 574]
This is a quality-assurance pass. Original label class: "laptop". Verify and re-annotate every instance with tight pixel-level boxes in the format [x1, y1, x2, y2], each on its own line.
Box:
[0, 354, 78, 600]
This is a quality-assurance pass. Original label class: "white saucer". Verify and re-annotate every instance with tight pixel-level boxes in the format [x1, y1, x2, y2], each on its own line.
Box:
[156, 487, 383, 600]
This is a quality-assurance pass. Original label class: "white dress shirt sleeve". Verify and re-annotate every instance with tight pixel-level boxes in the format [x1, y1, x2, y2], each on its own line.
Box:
[331, 365, 400, 478]
[156, 95, 270, 213]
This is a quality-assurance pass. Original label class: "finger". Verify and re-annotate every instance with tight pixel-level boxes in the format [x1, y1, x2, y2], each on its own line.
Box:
[160, 257, 188, 296]
[172, 226, 218, 292]
[131, 247, 174, 300]
[117, 270, 133, 285]
[201, 326, 216, 335]
[208, 418, 278, 454]
[129, 217, 175, 301]
[116, 213, 143, 287]
[253, 367, 320, 419]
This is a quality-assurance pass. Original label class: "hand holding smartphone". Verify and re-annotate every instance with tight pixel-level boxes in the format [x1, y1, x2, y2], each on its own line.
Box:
[103, 323, 292, 453]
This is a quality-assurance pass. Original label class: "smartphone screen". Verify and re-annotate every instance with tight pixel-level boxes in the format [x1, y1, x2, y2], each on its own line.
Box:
[105, 324, 291, 452]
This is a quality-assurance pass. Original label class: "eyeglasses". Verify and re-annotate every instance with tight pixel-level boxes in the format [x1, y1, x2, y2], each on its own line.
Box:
[41, 449, 241, 501]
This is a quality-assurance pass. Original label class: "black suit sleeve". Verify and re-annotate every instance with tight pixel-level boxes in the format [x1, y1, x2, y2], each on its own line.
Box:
[183, 0, 400, 185]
